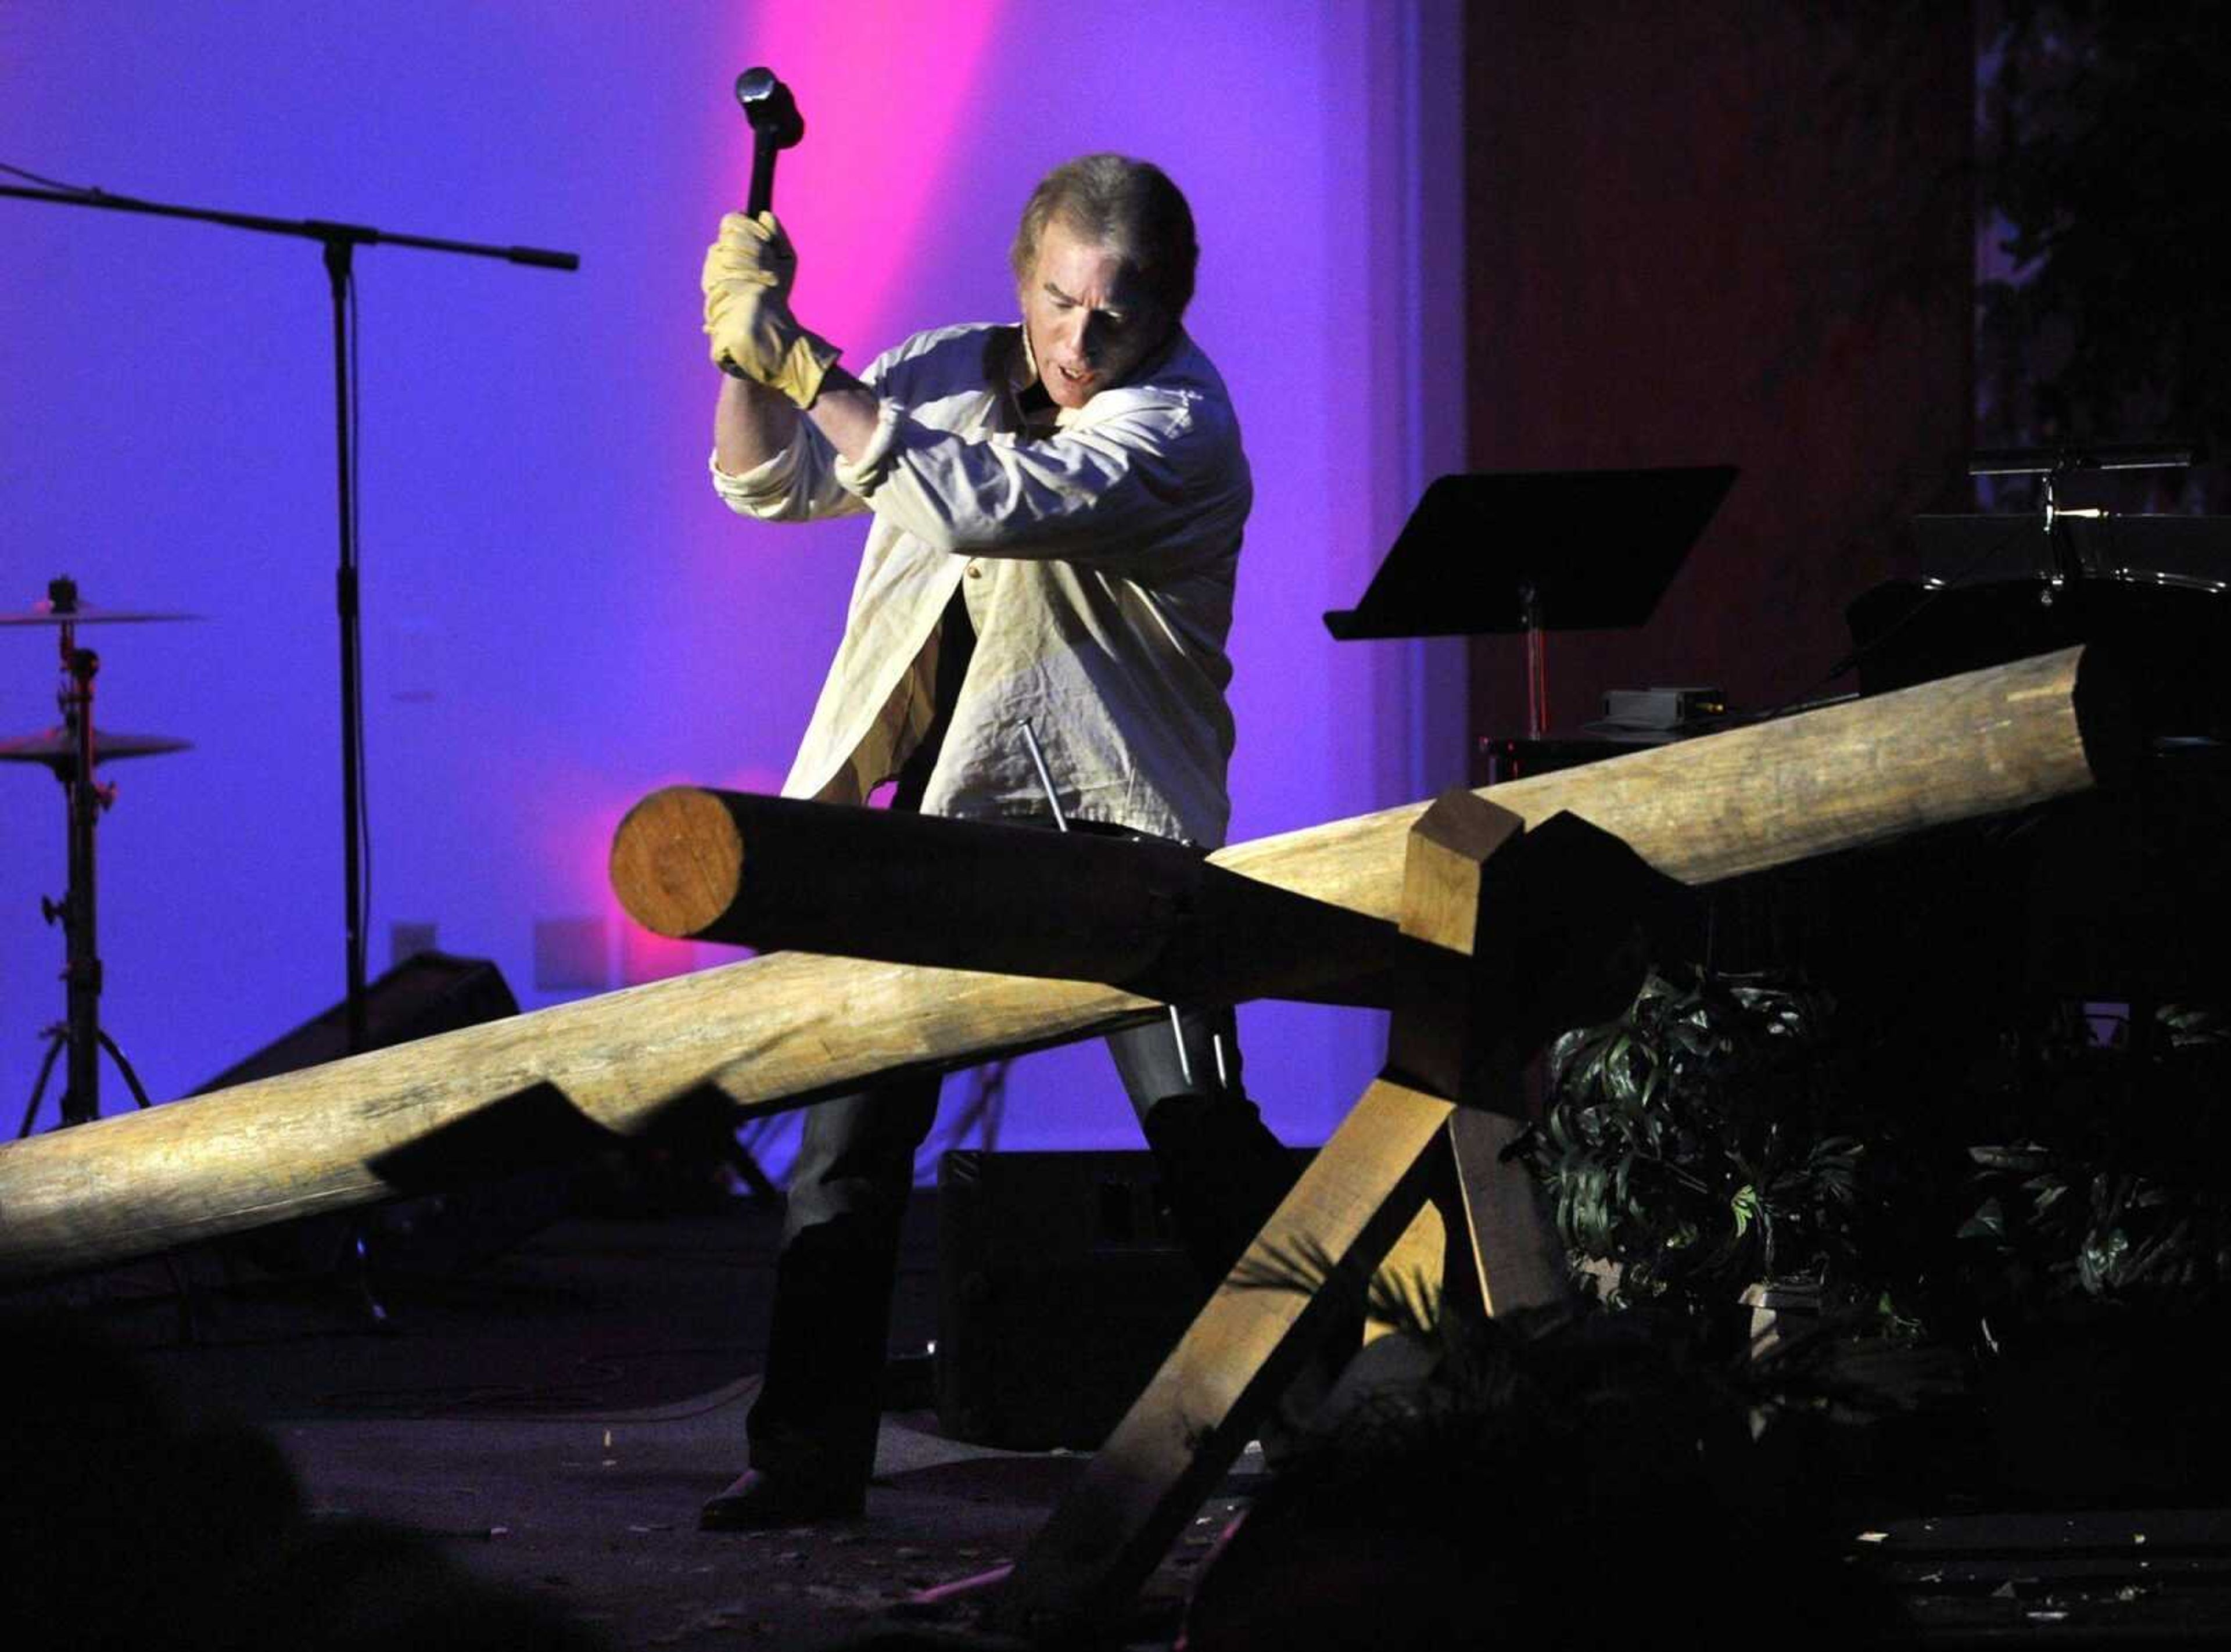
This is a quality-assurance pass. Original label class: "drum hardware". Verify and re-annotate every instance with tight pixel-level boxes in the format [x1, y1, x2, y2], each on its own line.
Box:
[0, 597, 200, 626]
[6, 170, 576, 1067]
[1832, 444, 2214, 694]
[1968, 442, 2198, 597]
[0, 727, 192, 767]
[11, 577, 192, 1136]
[1983, 446, 2196, 602]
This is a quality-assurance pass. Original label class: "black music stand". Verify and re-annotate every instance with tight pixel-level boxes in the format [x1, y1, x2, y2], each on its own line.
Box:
[1325, 466, 1737, 736]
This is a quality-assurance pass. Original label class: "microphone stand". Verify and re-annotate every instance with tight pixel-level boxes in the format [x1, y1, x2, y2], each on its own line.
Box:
[5, 181, 576, 1058]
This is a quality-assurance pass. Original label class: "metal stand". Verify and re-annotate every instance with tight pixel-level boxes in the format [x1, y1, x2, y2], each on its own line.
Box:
[17, 581, 156, 1136]
[1323, 466, 1736, 741]
[321, 230, 371, 1055]
[3, 177, 576, 1065]
[1970, 440, 2197, 601]
[1519, 580, 1548, 739]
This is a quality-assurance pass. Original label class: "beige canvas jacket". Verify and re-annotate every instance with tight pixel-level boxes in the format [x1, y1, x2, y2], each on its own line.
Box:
[712, 322, 1251, 847]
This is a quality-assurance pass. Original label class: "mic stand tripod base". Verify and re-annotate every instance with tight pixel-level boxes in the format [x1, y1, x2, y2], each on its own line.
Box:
[19, 1021, 155, 1140]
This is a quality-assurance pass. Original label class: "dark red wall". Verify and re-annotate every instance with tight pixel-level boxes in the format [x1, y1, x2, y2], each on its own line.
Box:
[1465, 2, 1974, 747]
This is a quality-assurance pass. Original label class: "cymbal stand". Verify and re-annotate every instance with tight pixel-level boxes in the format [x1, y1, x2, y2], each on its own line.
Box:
[19, 579, 154, 1137]
[4, 178, 576, 1071]
[1967, 441, 2195, 602]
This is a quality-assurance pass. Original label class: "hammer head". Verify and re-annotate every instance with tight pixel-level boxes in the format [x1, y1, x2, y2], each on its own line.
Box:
[734, 67, 804, 148]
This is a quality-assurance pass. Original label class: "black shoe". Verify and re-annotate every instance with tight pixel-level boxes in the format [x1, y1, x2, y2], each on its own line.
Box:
[698, 1467, 865, 1531]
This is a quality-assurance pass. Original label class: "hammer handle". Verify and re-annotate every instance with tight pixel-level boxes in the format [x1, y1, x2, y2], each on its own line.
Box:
[747, 134, 779, 218]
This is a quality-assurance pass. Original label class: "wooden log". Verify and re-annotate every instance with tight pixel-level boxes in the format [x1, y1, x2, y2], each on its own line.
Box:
[0, 647, 2127, 1283]
[1215, 642, 2132, 917]
[615, 642, 2129, 955]
[609, 788, 1443, 1008]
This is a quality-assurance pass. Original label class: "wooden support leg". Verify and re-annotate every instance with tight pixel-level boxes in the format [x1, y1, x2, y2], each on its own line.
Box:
[1446, 1105, 1567, 1318]
[991, 1075, 1454, 1639]
[995, 791, 1535, 1639]
[1372, 781, 1573, 1331]
[1370, 1092, 1568, 1336]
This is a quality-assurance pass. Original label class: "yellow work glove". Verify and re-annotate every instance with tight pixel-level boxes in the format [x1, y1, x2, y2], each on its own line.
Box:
[701, 211, 841, 407]
[702, 210, 796, 304]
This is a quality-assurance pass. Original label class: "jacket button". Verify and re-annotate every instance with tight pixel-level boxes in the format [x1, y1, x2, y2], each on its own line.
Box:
[965, 562, 982, 579]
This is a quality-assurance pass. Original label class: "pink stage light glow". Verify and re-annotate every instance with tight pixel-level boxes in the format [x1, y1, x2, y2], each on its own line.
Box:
[608, 5, 1013, 986]
[723, 3, 1012, 352]
[607, 761, 790, 983]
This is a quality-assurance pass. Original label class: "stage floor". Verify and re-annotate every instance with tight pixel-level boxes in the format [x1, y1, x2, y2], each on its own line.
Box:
[6, 1195, 1232, 1650]
[10, 1195, 2231, 1649]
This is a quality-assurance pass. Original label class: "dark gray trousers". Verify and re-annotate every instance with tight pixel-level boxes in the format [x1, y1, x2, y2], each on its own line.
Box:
[746, 1005, 1301, 1488]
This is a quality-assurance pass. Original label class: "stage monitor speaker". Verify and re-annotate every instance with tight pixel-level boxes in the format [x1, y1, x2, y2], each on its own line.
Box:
[195, 949, 519, 1092]
[194, 952, 566, 1278]
[935, 1148, 1206, 1450]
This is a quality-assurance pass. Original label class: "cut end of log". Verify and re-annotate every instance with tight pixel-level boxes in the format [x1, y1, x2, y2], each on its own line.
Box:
[2072, 641, 2145, 792]
[609, 786, 745, 939]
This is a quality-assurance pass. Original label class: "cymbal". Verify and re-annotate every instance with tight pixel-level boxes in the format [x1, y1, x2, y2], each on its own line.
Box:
[0, 726, 193, 767]
[0, 599, 200, 626]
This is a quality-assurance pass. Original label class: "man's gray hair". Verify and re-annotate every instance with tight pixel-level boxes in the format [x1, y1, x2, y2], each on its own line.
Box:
[1010, 153, 1199, 323]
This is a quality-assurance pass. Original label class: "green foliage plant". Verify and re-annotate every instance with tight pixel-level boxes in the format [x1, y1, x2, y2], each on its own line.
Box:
[1960, 1004, 2231, 1309]
[1523, 969, 1867, 1327]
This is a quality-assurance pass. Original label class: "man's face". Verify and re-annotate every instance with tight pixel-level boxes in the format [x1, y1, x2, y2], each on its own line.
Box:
[1020, 217, 1168, 410]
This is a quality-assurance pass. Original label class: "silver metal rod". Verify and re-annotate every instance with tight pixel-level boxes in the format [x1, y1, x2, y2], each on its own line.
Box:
[1017, 719, 1069, 834]
[1168, 1007, 1196, 1088]
[1016, 718, 1190, 1086]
